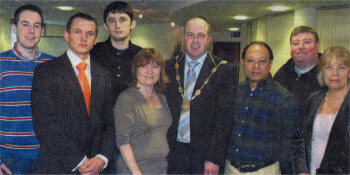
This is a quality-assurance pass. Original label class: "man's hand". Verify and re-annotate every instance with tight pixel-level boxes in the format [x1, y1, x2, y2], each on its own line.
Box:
[0, 163, 12, 175]
[78, 158, 105, 175]
[204, 161, 219, 175]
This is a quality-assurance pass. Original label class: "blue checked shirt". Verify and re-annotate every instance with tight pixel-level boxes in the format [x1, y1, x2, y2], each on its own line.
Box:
[227, 75, 298, 171]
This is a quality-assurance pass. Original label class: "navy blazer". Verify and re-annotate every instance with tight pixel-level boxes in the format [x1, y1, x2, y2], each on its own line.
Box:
[292, 89, 350, 174]
[165, 54, 237, 169]
[31, 53, 115, 174]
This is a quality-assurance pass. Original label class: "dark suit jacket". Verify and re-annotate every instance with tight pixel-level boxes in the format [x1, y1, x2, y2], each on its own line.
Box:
[31, 53, 115, 174]
[165, 54, 237, 169]
[292, 89, 350, 174]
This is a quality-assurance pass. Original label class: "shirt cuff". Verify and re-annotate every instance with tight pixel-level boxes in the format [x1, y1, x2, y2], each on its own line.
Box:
[72, 156, 87, 172]
[95, 154, 108, 169]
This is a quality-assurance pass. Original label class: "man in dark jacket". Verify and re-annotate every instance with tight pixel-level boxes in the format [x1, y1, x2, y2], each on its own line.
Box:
[91, 1, 142, 101]
[165, 17, 237, 175]
[32, 13, 115, 174]
[274, 26, 323, 109]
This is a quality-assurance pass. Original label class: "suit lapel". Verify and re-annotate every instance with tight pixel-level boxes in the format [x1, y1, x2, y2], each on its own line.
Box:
[178, 55, 185, 92]
[59, 54, 88, 116]
[193, 54, 214, 92]
[90, 60, 104, 118]
[321, 90, 350, 160]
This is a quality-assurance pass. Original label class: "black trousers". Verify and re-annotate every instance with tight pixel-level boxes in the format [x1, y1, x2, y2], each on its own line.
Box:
[167, 141, 205, 174]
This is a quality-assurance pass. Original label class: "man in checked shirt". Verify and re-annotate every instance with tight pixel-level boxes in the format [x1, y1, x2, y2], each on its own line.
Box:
[225, 41, 298, 175]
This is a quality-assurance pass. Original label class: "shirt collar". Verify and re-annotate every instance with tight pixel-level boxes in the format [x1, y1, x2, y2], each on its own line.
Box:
[67, 48, 91, 68]
[245, 74, 273, 90]
[13, 42, 41, 61]
[185, 51, 207, 66]
[294, 64, 316, 76]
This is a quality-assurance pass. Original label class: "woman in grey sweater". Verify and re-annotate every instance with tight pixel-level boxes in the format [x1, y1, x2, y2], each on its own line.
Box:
[114, 48, 172, 175]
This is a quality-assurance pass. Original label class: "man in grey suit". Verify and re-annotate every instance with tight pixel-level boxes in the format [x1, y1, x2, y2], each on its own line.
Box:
[31, 13, 115, 174]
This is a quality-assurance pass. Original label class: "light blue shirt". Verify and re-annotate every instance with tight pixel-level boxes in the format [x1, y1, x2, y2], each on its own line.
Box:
[184, 52, 207, 93]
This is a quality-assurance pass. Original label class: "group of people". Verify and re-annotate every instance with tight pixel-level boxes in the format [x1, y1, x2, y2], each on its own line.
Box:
[0, 1, 349, 175]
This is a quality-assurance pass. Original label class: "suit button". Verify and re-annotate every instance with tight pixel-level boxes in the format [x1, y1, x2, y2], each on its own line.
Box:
[116, 74, 121, 78]
[235, 148, 239, 152]
[117, 66, 121, 69]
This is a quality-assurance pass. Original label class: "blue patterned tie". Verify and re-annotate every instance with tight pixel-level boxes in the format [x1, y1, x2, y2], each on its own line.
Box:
[177, 60, 199, 143]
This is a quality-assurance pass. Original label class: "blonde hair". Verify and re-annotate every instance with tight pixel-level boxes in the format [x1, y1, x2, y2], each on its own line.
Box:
[317, 46, 350, 86]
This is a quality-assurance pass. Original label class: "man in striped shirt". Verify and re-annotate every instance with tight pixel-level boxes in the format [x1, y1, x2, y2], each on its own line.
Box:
[0, 4, 54, 174]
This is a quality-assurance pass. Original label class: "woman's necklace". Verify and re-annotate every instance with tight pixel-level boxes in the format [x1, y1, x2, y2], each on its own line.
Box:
[174, 53, 227, 111]
[325, 91, 347, 104]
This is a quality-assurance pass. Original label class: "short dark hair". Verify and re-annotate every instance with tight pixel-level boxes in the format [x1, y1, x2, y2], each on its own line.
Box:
[242, 41, 274, 61]
[13, 4, 43, 26]
[66, 13, 98, 33]
[290, 26, 319, 43]
[184, 16, 211, 34]
[103, 1, 134, 23]
[130, 48, 169, 92]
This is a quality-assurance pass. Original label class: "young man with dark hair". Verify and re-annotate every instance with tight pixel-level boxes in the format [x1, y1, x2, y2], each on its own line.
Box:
[31, 13, 115, 174]
[0, 4, 54, 174]
[91, 1, 142, 101]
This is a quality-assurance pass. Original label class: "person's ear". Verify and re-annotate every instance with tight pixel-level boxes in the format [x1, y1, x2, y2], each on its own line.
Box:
[130, 20, 136, 30]
[63, 31, 70, 42]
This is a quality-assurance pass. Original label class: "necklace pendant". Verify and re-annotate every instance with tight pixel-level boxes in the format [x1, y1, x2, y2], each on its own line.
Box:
[182, 99, 190, 111]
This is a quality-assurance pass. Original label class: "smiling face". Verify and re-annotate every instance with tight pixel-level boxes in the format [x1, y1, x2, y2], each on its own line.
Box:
[104, 12, 135, 42]
[241, 44, 272, 89]
[136, 61, 161, 88]
[14, 10, 43, 50]
[322, 56, 350, 91]
[184, 17, 212, 60]
[291, 32, 320, 68]
[64, 17, 98, 60]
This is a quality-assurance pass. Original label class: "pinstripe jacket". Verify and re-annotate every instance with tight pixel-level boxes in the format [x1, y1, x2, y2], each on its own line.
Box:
[31, 53, 115, 174]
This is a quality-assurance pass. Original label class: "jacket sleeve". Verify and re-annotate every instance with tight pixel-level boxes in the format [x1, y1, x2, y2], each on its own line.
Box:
[96, 72, 116, 160]
[291, 125, 309, 174]
[31, 64, 85, 171]
[206, 63, 237, 167]
[291, 94, 315, 174]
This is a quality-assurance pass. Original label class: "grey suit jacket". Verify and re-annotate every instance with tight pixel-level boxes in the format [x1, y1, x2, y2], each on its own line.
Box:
[31, 53, 115, 174]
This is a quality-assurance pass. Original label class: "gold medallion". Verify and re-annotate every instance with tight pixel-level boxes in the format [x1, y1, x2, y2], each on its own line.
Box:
[212, 67, 217, 73]
[182, 100, 190, 111]
[195, 90, 201, 96]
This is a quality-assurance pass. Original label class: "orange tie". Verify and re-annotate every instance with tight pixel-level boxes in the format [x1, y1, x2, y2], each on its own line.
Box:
[76, 62, 91, 116]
